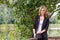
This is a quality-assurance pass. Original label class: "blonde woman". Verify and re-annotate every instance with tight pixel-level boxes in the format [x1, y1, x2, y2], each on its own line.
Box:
[32, 6, 49, 40]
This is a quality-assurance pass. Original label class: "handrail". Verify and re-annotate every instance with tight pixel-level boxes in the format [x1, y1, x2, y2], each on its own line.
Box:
[49, 28, 60, 30]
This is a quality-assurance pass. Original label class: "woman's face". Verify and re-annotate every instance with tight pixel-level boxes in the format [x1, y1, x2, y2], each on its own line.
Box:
[40, 8, 46, 16]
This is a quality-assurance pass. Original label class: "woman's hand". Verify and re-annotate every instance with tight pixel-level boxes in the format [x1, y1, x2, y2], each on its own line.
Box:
[37, 29, 46, 34]
[36, 31, 42, 34]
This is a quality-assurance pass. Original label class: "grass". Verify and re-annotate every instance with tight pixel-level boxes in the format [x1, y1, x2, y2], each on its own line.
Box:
[0, 24, 19, 40]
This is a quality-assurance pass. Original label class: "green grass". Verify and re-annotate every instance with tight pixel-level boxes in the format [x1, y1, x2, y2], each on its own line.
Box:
[0, 24, 29, 40]
[0, 24, 19, 40]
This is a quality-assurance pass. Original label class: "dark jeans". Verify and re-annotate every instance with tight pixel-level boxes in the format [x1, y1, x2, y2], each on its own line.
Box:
[36, 34, 48, 40]
[37, 38, 48, 40]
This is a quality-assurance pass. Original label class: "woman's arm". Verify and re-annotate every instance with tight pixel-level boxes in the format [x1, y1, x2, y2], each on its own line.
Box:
[33, 29, 36, 38]
[44, 18, 49, 32]
[33, 16, 37, 38]
[36, 29, 46, 34]
[33, 29, 36, 34]
[33, 15, 39, 37]
[39, 29, 46, 34]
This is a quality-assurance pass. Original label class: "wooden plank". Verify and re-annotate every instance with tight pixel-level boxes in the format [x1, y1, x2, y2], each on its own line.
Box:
[30, 37, 60, 40]
[30, 38, 37, 40]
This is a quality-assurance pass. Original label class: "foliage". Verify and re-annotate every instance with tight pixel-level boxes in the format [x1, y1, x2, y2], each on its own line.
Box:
[58, 11, 60, 19]
[0, 0, 59, 40]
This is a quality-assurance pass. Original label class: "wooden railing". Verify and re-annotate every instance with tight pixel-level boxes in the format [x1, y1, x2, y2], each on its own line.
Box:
[48, 37, 60, 40]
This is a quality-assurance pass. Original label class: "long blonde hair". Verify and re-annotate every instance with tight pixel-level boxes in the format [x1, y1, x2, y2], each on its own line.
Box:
[39, 5, 48, 17]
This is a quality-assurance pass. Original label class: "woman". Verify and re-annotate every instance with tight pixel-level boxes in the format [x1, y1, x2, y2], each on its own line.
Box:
[32, 6, 49, 40]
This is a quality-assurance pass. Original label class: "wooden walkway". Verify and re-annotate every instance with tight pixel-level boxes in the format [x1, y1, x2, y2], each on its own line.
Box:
[48, 37, 60, 40]
[30, 37, 60, 40]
